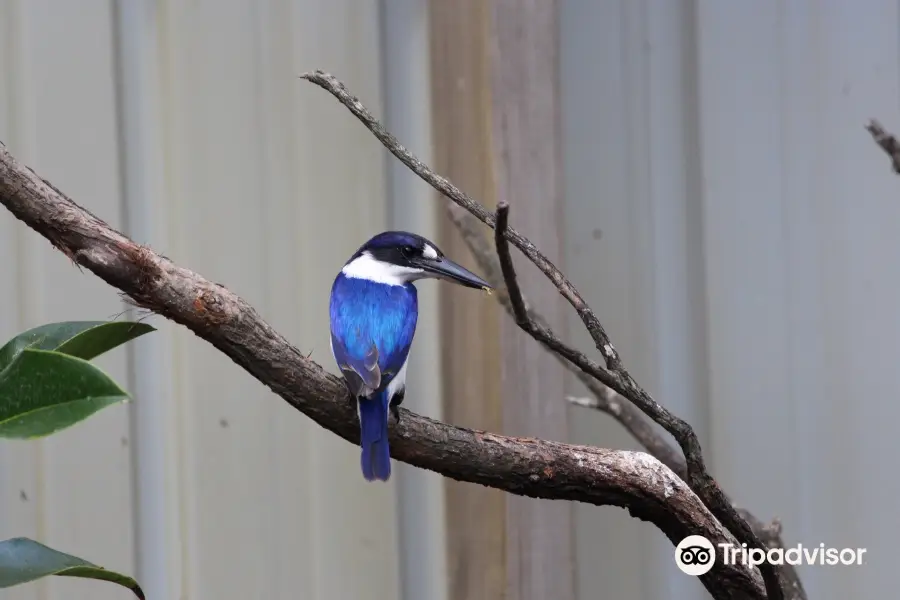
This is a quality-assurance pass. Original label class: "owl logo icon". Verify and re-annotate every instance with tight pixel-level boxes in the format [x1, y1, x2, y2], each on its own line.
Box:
[675, 535, 716, 576]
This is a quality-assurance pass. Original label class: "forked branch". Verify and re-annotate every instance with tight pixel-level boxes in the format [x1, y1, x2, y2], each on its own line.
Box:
[301, 70, 785, 600]
[455, 195, 804, 598]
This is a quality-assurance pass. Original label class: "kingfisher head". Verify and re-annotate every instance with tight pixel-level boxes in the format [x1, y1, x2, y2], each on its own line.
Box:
[341, 230, 492, 290]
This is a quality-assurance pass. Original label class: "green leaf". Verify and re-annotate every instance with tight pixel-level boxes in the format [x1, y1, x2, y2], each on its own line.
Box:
[0, 320, 151, 438]
[0, 320, 155, 368]
[0, 349, 129, 438]
[0, 537, 144, 599]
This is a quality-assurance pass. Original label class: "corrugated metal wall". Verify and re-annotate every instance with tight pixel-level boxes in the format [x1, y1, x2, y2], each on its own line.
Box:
[0, 3, 137, 600]
[0, 1, 412, 599]
[562, 1, 896, 599]
[2, 1, 898, 599]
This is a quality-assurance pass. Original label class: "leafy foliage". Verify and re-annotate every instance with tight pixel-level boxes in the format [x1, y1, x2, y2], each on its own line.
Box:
[0, 537, 144, 598]
[0, 321, 154, 438]
[0, 321, 152, 596]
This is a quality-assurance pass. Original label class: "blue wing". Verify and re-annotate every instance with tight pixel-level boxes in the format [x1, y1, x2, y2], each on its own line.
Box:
[329, 275, 418, 398]
[330, 334, 381, 397]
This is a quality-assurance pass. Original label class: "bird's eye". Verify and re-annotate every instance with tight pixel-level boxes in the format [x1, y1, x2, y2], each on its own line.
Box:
[400, 245, 416, 258]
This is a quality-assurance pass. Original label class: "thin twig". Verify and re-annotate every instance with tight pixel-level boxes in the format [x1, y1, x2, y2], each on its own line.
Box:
[302, 70, 787, 600]
[301, 70, 616, 362]
[493, 201, 528, 323]
[866, 119, 900, 174]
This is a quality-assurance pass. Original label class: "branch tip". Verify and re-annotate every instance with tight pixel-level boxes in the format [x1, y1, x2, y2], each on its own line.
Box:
[493, 202, 528, 325]
[866, 118, 900, 174]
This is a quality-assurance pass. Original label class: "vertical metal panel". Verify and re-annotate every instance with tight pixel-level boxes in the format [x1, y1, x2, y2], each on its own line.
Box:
[694, 0, 799, 512]
[489, 2, 576, 600]
[154, 0, 399, 598]
[564, 1, 900, 599]
[156, 4, 283, 598]
[560, 1, 709, 597]
[0, 4, 43, 599]
[695, 1, 900, 598]
[113, 2, 185, 600]
[429, 2, 507, 599]
[633, 2, 711, 596]
[380, 2, 449, 600]
[291, 2, 400, 598]
[0, 2, 136, 600]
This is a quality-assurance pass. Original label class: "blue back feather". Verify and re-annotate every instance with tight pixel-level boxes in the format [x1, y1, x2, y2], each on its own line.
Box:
[330, 274, 418, 482]
[329, 275, 418, 394]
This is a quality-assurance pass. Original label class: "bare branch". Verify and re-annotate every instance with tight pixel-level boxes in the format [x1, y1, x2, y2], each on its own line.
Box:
[454, 207, 691, 474]
[499, 202, 805, 598]
[300, 70, 785, 600]
[0, 141, 767, 599]
[301, 70, 616, 361]
[866, 119, 900, 173]
[493, 201, 528, 323]
[496, 208, 805, 598]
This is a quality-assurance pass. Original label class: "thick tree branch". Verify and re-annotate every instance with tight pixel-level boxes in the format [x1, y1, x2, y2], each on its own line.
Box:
[302, 70, 784, 600]
[0, 142, 765, 600]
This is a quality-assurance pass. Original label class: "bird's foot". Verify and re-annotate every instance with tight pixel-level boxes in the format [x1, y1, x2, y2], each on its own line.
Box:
[389, 389, 405, 425]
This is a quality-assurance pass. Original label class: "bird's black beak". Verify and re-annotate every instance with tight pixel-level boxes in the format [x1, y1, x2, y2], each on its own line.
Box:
[420, 256, 492, 291]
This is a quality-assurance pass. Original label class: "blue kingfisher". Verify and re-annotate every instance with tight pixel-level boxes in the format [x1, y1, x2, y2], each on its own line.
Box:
[329, 231, 491, 481]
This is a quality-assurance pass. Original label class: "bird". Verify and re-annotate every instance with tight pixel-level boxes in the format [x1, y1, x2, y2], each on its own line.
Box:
[329, 230, 492, 481]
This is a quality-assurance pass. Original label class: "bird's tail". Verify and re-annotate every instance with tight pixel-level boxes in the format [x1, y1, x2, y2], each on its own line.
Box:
[358, 391, 391, 481]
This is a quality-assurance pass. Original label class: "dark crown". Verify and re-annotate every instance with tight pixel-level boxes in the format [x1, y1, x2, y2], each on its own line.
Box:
[353, 230, 444, 264]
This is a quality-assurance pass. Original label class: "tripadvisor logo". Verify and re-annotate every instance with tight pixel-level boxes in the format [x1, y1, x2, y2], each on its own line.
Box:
[675, 535, 867, 577]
